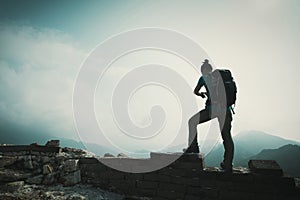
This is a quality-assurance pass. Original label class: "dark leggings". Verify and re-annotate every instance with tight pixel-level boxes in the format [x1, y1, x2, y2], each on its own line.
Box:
[188, 106, 234, 166]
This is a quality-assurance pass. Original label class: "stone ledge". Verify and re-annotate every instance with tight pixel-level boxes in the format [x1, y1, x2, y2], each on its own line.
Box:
[150, 152, 204, 162]
[248, 160, 283, 176]
[79, 157, 100, 164]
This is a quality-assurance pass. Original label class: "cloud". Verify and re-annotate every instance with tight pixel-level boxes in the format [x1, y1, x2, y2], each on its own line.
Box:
[0, 22, 87, 140]
[0, 22, 196, 150]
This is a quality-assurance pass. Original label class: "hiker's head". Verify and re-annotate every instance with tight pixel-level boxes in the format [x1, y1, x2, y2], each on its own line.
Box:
[201, 59, 212, 75]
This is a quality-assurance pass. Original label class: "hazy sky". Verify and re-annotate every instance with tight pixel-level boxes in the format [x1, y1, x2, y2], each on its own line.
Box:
[0, 0, 300, 152]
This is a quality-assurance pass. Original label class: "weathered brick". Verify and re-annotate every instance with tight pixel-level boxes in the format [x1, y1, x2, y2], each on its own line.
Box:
[143, 173, 171, 182]
[184, 194, 202, 200]
[152, 197, 168, 200]
[171, 162, 204, 170]
[172, 177, 201, 187]
[200, 187, 219, 198]
[183, 170, 203, 178]
[219, 189, 255, 200]
[228, 182, 272, 193]
[150, 152, 182, 161]
[87, 179, 109, 188]
[232, 173, 254, 183]
[159, 182, 186, 193]
[215, 180, 233, 189]
[197, 171, 218, 180]
[79, 157, 99, 164]
[109, 179, 136, 193]
[104, 170, 125, 179]
[278, 176, 296, 187]
[131, 188, 157, 197]
[124, 172, 144, 181]
[198, 180, 216, 188]
[79, 163, 107, 175]
[216, 172, 254, 183]
[186, 186, 204, 195]
[158, 167, 186, 177]
[136, 180, 159, 189]
[252, 173, 294, 188]
[157, 189, 185, 199]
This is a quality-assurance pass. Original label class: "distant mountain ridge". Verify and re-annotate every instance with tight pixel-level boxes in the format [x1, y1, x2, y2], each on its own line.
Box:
[234, 130, 300, 155]
[205, 130, 300, 167]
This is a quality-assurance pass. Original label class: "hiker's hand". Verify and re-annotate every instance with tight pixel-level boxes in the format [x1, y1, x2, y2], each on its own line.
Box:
[196, 92, 206, 98]
[199, 92, 206, 98]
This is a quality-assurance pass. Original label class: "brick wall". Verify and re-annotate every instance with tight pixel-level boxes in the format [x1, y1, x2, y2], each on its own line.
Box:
[79, 153, 300, 200]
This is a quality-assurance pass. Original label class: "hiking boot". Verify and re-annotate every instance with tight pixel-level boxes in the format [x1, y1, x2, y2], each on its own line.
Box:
[220, 162, 233, 173]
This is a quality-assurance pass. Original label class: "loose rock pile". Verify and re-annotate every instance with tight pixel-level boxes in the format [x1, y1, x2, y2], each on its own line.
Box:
[0, 141, 93, 187]
[0, 140, 125, 199]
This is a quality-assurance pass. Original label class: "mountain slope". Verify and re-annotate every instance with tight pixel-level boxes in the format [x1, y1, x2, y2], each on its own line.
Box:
[205, 130, 300, 167]
[234, 130, 300, 155]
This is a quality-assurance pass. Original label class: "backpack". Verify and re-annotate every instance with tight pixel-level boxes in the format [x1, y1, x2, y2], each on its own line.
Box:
[210, 69, 237, 112]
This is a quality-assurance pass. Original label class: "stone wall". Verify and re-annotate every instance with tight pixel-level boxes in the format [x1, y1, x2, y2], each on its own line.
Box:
[1, 141, 300, 200]
[79, 153, 300, 200]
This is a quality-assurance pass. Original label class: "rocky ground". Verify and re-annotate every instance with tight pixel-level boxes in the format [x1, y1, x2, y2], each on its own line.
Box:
[0, 183, 125, 200]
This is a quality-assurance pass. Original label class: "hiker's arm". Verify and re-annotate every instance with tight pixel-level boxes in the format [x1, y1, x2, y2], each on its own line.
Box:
[194, 77, 206, 98]
[194, 85, 201, 96]
[194, 86, 206, 98]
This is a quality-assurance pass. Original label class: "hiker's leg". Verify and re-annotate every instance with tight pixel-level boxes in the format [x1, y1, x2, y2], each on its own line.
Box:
[218, 109, 234, 167]
[187, 108, 211, 153]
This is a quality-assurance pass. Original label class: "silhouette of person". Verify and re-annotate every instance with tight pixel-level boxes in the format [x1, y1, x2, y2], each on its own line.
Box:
[186, 59, 234, 172]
